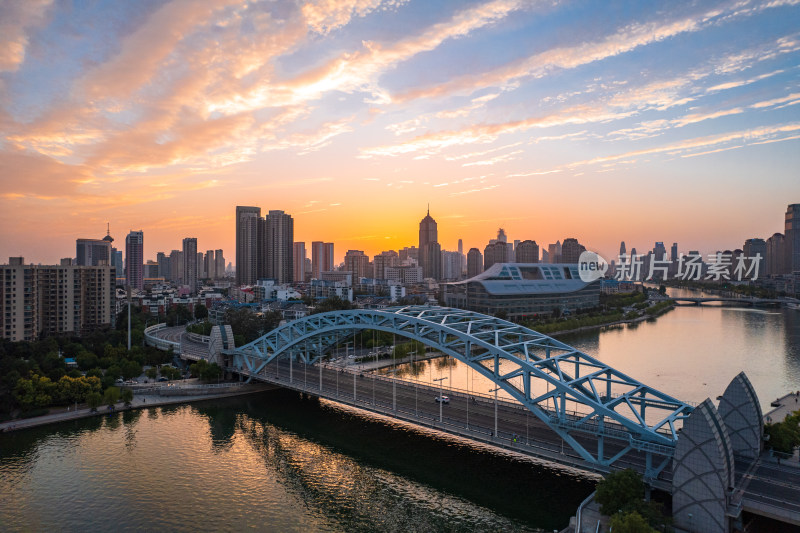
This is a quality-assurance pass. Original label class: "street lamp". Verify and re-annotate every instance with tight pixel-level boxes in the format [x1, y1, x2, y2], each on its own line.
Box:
[434, 377, 448, 422]
[489, 387, 500, 438]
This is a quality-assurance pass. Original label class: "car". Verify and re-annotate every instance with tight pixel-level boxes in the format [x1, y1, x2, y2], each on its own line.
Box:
[158, 377, 168, 382]
[434, 396, 450, 404]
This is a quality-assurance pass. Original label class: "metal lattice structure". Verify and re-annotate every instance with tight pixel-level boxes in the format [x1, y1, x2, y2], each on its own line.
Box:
[230, 305, 693, 477]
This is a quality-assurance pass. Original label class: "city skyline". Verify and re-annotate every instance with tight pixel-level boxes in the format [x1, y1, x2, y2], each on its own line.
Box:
[1, 1, 799, 263]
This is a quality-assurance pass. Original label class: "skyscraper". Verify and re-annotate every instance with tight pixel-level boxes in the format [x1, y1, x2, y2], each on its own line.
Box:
[561, 238, 585, 263]
[293, 242, 306, 283]
[205, 250, 216, 280]
[373, 250, 398, 280]
[419, 207, 440, 280]
[743, 238, 767, 277]
[766, 233, 786, 276]
[311, 241, 334, 279]
[786, 204, 800, 273]
[483, 242, 507, 270]
[236, 206, 261, 285]
[183, 238, 198, 293]
[264, 210, 294, 284]
[515, 240, 539, 263]
[548, 241, 562, 263]
[125, 230, 144, 290]
[467, 248, 483, 278]
[344, 250, 370, 279]
[76, 238, 111, 266]
[214, 249, 225, 280]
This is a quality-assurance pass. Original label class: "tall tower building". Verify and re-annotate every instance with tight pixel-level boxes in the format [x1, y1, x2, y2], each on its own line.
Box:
[467, 248, 483, 278]
[373, 250, 398, 280]
[483, 242, 508, 270]
[419, 207, 440, 280]
[205, 250, 216, 280]
[264, 210, 294, 284]
[515, 240, 540, 263]
[344, 250, 370, 279]
[766, 233, 786, 276]
[561, 238, 585, 263]
[548, 241, 562, 263]
[786, 204, 800, 274]
[458, 239, 463, 255]
[293, 242, 306, 283]
[236, 206, 261, 285]
[311, 241, 334, 279]
[125, 230, 144, 290]
[76, 238, 111, 266]
[183, 238, 198, 294]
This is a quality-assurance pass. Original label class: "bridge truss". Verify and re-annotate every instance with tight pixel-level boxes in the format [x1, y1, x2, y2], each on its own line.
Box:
[229, 306, 693, 478]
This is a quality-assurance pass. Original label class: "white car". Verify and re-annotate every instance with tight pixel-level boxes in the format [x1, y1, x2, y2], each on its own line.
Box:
[434, 396, 450, 404]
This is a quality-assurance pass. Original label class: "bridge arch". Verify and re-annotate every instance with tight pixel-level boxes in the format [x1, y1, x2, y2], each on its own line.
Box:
[230, 305, 693, 477]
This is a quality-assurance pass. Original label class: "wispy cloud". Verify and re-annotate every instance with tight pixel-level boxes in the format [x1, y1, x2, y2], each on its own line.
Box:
[0, 0, 52, 72]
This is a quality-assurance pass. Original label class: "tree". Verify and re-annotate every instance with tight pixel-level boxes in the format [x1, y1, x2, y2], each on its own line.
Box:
[86, 392, 102, 412]
[120, 388, 134, 407]
[145, 367, 157, 381]
[194, 304, 208, 320]
[595, 469, 645, 515]
[201, 362, 222, 382]
[103, 386, 120, 407]
[609, 511, 655, 533]
[122, 360, 142, 380]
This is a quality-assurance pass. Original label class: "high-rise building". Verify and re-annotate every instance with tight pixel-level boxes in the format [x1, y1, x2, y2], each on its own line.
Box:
[653, 242, 667, 260]
[441, 250, 464, 280]
[467, 248, 483, 278]
[458, 239, 463, 255]
[483, 242, 508, 270]
[157, 252, 169, 279]
[619, 241, 626, 259]
[670, 243, 678, 262]
[236, 206, 261, 285]
[215, 249, 225, 280]
[399, 246, 419, 264]
[196, 251, 204, 281]
[561, 238, 585, 263]
[76, 237, 112, 267]
[419, 207, 440, 280]
[204, 250, 216, 280]
[1, 257, 113, 341]
[169, 249, 183, 283]
[262, 210, 294, 284]
[541, 249, 550, 263]
[311, 241, 334, 279]
[112, 249, 123, 281]
[293, 242, 306, 283]
[373, 250, 399, 280]
[344, 250, 370, 280]
[743, 238, 767, 276]
[766, 233, 786, 276]
[125, 230, 144, 290]
[548, 241, 562, 263]
[515, 240, 540, 263]
[786, 204, 800, 273]
[182, 238, 198, 293]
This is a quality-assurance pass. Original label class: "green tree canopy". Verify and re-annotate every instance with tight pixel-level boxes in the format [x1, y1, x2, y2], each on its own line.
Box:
[609, 511, 655, 533]
[595, 469, 645, 515]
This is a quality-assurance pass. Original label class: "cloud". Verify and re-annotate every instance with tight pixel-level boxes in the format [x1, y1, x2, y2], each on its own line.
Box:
[391, 2, 798, 105]
[361, 105, 632, 157]
[0, 0, 52, 72]
[79, 0, 242, 101]
[206, 0, 525, 113]
[302, 0, 407, 35]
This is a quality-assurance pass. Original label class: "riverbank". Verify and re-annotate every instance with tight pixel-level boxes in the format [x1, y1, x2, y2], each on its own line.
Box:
[543, 303, 676, 339]
[0, 382, 274, 433]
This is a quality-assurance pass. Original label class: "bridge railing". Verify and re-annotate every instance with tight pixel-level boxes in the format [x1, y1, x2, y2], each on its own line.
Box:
[144, 323, 181, 353]
[234, 363, 668, 480]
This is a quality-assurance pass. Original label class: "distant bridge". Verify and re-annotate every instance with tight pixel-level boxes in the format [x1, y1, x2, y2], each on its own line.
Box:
[670, 296, 796, 306]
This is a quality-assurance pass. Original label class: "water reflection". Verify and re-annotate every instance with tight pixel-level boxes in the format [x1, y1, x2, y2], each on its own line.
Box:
[0, 391, 592, 532]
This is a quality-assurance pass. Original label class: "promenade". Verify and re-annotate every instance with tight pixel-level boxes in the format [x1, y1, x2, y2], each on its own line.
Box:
[0, 382, 273, 433]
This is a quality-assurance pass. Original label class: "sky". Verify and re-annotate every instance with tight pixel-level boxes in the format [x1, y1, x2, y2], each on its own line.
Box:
[1, 0, 799, 266]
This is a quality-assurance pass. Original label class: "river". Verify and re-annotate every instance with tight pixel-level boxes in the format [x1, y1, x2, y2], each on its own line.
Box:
[1, 296, 798, 532]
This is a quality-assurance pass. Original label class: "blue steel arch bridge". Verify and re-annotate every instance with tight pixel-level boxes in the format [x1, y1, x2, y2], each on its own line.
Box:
[222, 305, 694, 480]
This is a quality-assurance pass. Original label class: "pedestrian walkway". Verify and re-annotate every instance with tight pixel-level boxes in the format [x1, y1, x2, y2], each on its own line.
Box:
[0, 383, 272, 433]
